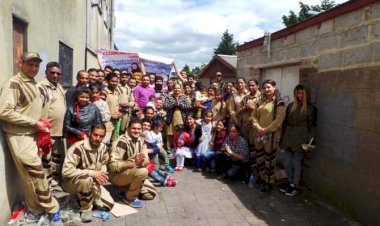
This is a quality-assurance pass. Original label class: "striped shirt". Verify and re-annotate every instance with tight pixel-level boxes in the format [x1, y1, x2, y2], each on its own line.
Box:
[0, 72, 43, 135]
[62, 138, 109, 180]
[109, 133, 149, 173]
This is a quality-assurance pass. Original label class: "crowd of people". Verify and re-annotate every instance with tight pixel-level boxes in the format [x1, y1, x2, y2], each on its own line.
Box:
[0, 52, 317, 224]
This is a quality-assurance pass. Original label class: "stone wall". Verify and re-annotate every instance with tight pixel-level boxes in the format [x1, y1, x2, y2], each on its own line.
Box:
[237, 1, 380, 225]
[237, 1, 380, 76]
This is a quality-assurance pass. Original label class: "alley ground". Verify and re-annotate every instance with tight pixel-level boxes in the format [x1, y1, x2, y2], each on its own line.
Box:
[73, 166, 360, 226]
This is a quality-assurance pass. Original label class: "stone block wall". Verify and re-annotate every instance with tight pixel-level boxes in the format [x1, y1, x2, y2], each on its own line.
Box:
[237, 1, 380, 225]
[237, 1, 380, 76]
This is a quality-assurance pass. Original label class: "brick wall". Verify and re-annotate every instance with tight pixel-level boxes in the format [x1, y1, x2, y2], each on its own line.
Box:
[237, 1, 380, 225]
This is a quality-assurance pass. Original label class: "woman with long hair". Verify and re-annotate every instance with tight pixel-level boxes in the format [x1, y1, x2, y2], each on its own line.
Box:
[64, 88, 102, 145]
[227, 78, 248, 125]
[280, 84, 317, 196]
[252, 79, 286, 192]
[237, 79, 261, 145]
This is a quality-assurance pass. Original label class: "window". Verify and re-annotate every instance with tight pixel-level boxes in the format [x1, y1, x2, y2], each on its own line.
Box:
[12, 16, 28, 74]
[58, 41, 73, 87]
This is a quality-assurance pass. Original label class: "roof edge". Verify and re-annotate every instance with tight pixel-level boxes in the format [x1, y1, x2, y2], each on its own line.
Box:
[237, 0, 377, 52]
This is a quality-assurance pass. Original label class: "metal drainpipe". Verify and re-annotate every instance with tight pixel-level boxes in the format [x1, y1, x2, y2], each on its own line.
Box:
[84, 0, 89, 70]
[110, 0, 115, 50]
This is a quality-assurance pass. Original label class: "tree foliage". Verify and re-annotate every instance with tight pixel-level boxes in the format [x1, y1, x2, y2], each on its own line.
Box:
[282, 0, 338, 27]
[214, 30, 236, 55]
[182, 64, 191, 74]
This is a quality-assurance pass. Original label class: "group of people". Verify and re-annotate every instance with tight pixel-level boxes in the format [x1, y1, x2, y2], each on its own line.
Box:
[0, 52, 316, 225]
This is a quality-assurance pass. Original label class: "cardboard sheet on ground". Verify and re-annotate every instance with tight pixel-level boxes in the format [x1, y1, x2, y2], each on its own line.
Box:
[110, 202, 138, 217]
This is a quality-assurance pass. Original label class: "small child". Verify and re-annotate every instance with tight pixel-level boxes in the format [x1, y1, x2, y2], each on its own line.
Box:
[194, 84, 209, 119]
[173, 124, 192, 171]
[146, 95, 156, 112]
[147, 120, 174, 173]
[194, 110, 213, 171]
[142, 119, 176, 186]
[90, 85, 112, 144]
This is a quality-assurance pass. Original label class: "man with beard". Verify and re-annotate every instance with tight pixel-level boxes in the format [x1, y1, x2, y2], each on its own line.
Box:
[134, 75, 155, 110]
[62, 123, 114, 223]
[154, 76, 164, 98]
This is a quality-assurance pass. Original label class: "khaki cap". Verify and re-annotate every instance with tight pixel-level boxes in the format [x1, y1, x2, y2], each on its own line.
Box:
[21, 52, 42, 62]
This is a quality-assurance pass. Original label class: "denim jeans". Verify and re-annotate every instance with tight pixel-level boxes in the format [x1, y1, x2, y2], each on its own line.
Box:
[149, 168, 168, 185]
[202, 150, 216, 169]
[284, 150, 304, 187]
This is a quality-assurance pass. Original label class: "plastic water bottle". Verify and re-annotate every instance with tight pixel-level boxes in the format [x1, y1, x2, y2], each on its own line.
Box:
[248, 174, 256, 188]
[93, 211, 111, 220]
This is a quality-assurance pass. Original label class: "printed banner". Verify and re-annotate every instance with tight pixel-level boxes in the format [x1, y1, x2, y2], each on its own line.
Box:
[97, 49, 140, 71]
[97, 49, 174, 79]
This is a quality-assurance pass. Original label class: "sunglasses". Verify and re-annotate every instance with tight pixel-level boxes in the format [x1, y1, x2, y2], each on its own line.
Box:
[50, 72, 61, 75]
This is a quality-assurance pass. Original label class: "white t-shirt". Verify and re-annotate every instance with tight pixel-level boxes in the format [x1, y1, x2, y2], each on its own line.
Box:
[146, 131, 162, 144]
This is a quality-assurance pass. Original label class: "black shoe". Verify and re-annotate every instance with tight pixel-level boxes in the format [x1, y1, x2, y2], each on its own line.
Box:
[285, 184, 297, 196]
[279, 183, 290, 193]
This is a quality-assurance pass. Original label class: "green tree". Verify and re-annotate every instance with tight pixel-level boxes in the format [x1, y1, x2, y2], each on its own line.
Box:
[182, 64, 191, 74]
[214, 30, 236, 55]
[282, 0, 338, 27]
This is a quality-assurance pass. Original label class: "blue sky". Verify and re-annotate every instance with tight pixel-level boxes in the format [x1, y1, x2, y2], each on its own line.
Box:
[114, 0, 348, 70]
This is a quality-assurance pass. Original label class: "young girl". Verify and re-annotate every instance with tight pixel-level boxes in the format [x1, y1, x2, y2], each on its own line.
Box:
[173, 124, 192, 171]
[202, 120, 228, 171]
[194, 110, 213, 171]
[147, 120, 174, 173]
[210, 89, 226, 122]
[194, 84, 209, 119]
[90, 85, 112, 144]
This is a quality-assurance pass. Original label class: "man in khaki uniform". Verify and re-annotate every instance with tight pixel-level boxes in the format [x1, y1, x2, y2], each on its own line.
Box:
[38, 62, 66, 190]
[109, 118, 149, 208]
[119, 72, 135, 133]
[62, 123, 114, 223]
[0, 52, 62, 225]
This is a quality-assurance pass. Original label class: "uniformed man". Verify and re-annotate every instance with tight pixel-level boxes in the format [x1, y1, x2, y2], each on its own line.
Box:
[38, 61, 66, 190]
[109, 118, 149, 208]
[62, 123, 114, 223]
[0, 52, 63, 225]
[119, 72, 135, 133]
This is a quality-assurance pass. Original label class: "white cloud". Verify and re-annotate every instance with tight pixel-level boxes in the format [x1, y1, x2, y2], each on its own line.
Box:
[114, 0, 348, 69]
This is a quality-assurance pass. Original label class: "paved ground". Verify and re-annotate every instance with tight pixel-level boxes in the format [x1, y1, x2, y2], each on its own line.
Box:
[75, 166, 359, 226]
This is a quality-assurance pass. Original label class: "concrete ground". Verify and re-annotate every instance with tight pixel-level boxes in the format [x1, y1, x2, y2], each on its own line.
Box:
[75, 167, 360, 226]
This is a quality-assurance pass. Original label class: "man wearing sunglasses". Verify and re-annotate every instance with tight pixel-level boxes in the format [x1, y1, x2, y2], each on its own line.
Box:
[38, 61, 66, 191]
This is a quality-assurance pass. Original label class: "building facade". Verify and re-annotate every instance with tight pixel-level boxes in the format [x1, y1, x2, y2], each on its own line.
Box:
[0, 0, 115, 223]
[237, 0, 380, 224]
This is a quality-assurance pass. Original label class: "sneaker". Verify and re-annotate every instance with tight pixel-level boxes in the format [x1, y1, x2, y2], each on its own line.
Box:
[123, 198, 143, 208]
[25, 211, 43, 223]
[178, 167, 184, 171]
[285, 184, 297, 196]
[166, 178, 177, 187]
[50, 210, 63, 226]
[80, 210, 93, 223]
[174, 166, 180, 171]
[166, 165, 175, 173]
[279, 183, 290, 193]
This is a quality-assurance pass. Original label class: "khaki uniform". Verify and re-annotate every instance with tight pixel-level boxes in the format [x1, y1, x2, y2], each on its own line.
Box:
[0, 72, 59, 214]
[109, 134, 149, 200]
[227, 90, 248, 125]
[62, 139, 114, 211]
[103, 87, 120, 141]
[118, 85, 135, 132]
[38, 78, 66, 184]
[252, 97, 286, 185]
[237, 91, 261, 144]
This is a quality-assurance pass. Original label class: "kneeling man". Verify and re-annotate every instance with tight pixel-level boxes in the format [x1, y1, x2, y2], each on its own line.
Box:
[62, 123, 114, 223]
[109, 118, 149, 208]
